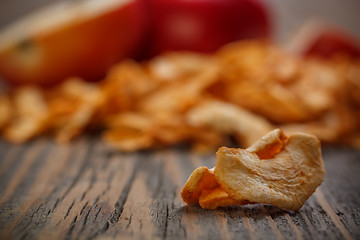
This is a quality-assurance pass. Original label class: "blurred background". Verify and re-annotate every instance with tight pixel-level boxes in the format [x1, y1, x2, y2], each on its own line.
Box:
[0, 0, 359, 87]
[267, 0, 360, 42]
[0, 0, 359, 43]
[0, 0, 359, 148]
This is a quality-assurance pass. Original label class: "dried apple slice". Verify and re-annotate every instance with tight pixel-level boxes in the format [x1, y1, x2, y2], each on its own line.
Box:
[181, 167, 219, 205]
[181, 166, 244, 209]
[186, 99, 273, 147]
[215, 129, 325, 211]
[199, 188, 248, 210]
[3, 87, 49, 143]
[103, 127, 153, 152]
[246, 128, 288, 159]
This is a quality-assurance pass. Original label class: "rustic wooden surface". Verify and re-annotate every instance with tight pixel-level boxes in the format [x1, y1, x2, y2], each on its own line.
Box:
[0, 137, 359, 240]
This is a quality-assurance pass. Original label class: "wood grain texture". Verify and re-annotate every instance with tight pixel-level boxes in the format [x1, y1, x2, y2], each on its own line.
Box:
[0, 137, 359, 240]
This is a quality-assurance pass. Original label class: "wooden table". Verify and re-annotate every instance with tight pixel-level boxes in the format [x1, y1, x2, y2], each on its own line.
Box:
[0, 137, 359, 240]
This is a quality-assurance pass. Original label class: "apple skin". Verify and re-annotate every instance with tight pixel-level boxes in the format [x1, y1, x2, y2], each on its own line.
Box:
[304, 30, 360, 59]
[0, 0, 147, 86]
[145, 0, 270, 57]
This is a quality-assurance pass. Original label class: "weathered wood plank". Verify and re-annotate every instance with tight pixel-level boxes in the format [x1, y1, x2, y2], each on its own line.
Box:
[0, 138, 359, 240]
[0, 143, 36, 196]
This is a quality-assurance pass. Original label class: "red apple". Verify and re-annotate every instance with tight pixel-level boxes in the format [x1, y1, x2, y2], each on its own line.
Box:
[145, 0, 270, 57]
[286, 21, 360, 59]
[0, 0, 147, 86]
[305, 31, 360, 59]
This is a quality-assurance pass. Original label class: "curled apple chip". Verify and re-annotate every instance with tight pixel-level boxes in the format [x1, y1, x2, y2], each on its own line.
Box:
[103, 127, 153, 152]
[102, 112, 154, 152]
[181, 167, 219, 205]
[53, 78, 105, 143]
[148, 52, 216, 82]
[215, 129, 325, 211]
[181, 166, 243, 209]
[181, 129, 325, 211]
[186, 99, 273, 147]
[3, 87, 49, 143]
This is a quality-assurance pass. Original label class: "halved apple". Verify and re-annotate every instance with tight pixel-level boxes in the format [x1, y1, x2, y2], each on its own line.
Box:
[0, 0, 147, 86]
